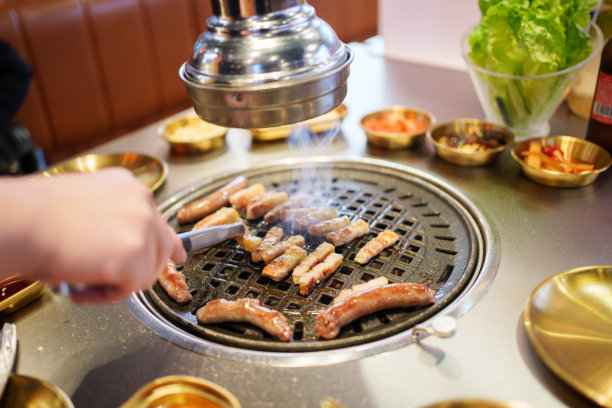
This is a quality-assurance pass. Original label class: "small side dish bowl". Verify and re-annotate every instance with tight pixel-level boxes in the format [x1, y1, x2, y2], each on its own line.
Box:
[511, 135, 612, 187]
[428, 118, 514, 166]
[0, 375, 74, 408]
[159, 113, 228, 155]
[360, 106, 435, 149]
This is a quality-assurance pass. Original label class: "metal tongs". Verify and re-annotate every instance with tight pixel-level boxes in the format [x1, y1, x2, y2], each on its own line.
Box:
[0, 323, 16, 398]
[178, 222, 245, 253]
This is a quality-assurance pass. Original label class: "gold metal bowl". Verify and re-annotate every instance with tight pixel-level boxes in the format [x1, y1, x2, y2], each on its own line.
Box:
[0, 275, 46, 314]
[428, 119, 514, 166]
[524, 266, 612, 408]
[250, 104, 348, 142]
[0, 374, 74, 408]
[360, 106, 435, 149]
[511, 135, 612, 187]
[120, 375, 240, 408]
[159, 113, 228, 155]
[421, 399, 533, 408]
[41, 152, 168, 193]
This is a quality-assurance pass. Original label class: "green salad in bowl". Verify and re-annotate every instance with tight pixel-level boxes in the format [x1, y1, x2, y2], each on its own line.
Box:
[463, 0, 604, 139]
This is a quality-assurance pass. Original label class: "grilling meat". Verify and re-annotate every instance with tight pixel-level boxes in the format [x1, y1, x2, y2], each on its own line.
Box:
[333, 276, 389, 305]
[196, 298, 293, 342]
[193, 207, 240, 230]
[298, 252, 344, 295]
[229, 183, 265, 210]
[292, 207, 338, 231]
[235, 219, 262, 253]
[326, 219, 369, 246]
[260, 235, 305, 264]
[246, 191, 288, 220]
[279, 207, 317, 224]
[177, 176, 248, 224]
[354, 229, 399, 264]
[316, 283, 436, 339]
[307, 216, 350, 237]
[262, 245, 307, 281]
[251, 227, 284, 262]
[158, 259, 192, 304]
[292, 242, 335, 284]
[264, 194, 309, 224]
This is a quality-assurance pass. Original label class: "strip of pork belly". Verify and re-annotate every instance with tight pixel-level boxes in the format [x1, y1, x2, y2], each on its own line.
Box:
[292, 242, 335, 284]
[292, 207, 338, 231]
[235, 219, 263, 253]
[260, 235, 305, 264]
[307, 216, 350, 236]
[177, 176, 248, 224]
[333, 277, 389, 305]
[326, 219, 370, 246]
[251, 227, 284, 262]
[246, 191, 288, 220]
[192, 207, 240, 230]
[354, 229, 400, 264]
[229, 183, 265, 210]
[158, 259, 192, 304]
[196, 298, 293, 342]
[279, 207, 317, 224]
[264, 194, 309, 224]
[298, 252, 344, 295]
[262, 245, 307, 281]
[316, 283, 436, 339]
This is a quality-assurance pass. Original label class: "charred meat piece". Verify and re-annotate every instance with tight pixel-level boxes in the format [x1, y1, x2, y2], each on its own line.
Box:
[292, 242, 335, 284]
[292, 207, 338, 231]
[262, 245, 307, 281]
[260, 235, 305, 264]
[307, 216, 350, 236]
[193, 207, 240, 230]
[326, 219, 369, 246]
[246, 191, 288, 220]
[298, 252, 344, 295]
[229, 183, 265, 210]
[354, 229, 399, 264]
[333, 277, 389, 304]
[196, 298, 293, 342]
[316, 283, 436, 339]
[158, 259, 192, 304]
[251, 227, 284, 263]
[264, 194, 309, 224]
[177, 176, 248, 224]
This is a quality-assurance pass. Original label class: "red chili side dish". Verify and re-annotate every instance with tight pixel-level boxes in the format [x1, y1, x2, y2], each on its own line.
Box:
[363, 112, 428, 134]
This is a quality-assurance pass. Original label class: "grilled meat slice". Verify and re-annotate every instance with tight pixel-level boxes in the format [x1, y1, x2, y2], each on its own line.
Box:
[298, 252, 344, 295]
[292, 242, 335, 284]
[326, 219, 369, 246]
[354, 229, 399, 264]
[177, 176, 248, 224]
[262, 245, 308, 281]
[158, 259, 192, 304]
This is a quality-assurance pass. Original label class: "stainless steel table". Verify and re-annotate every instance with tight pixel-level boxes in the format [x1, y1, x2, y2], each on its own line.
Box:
[4, 42, 609, 408]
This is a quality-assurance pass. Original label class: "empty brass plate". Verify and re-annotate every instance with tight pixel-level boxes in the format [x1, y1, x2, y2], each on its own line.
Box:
[524, 266, 612, 407]
[421, 400, 533, 408]
[0, 374, 74, 408]
[41, 152, 168, 193]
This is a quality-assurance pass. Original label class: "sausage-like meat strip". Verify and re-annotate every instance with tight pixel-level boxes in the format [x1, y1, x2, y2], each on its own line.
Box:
[354, 229, 399, 264]
[292, 242, 335, 284]
[292, 207, 338, 231]
[246, 191, 288, 220]
[229, 183, 265, 210]
[251, 227, 284, 263]
[158, 259, 192, 304]
[262, 245, 307, 281]
[333, 277, 389, 304]
[326, 219, 369, 246]
[316, 283, 436, 339]
[196, 298, 293, 342]
[298, 253, 344, 295]
[264, 194, 308, 224]
[193, 207, 240, 230]
[260, 235, 305, 264]
[307, 216, 350, 236]
[177, 176, 248, 224]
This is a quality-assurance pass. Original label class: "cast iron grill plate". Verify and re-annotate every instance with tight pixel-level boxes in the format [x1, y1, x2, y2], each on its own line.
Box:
[146, 161, 479, 352]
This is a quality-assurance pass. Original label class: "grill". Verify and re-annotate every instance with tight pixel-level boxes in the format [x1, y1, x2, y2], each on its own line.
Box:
[142, 159, 484, 353]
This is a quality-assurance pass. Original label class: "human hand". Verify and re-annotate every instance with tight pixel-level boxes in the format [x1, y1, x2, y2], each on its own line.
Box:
[3, 168, 186, 304]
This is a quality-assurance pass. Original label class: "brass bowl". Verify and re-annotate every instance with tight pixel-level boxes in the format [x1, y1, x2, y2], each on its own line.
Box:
[360, 106, 435, 149]
[159, 113, 227, 155]
[428, 119, 514, 166]
[41, 152, 168, 193]
[120, 375, 240, 408]
[524, 266, 612, 407]
[0, 275, 46, 314]
[0, 374, 74, 408]
[250, 104, 348, 142]
[421, 399, 533, 408]
[511, 135, 612, 187]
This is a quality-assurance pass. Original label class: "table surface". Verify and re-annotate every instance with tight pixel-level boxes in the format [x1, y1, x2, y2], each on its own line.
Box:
[4, 42, 611, 408]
